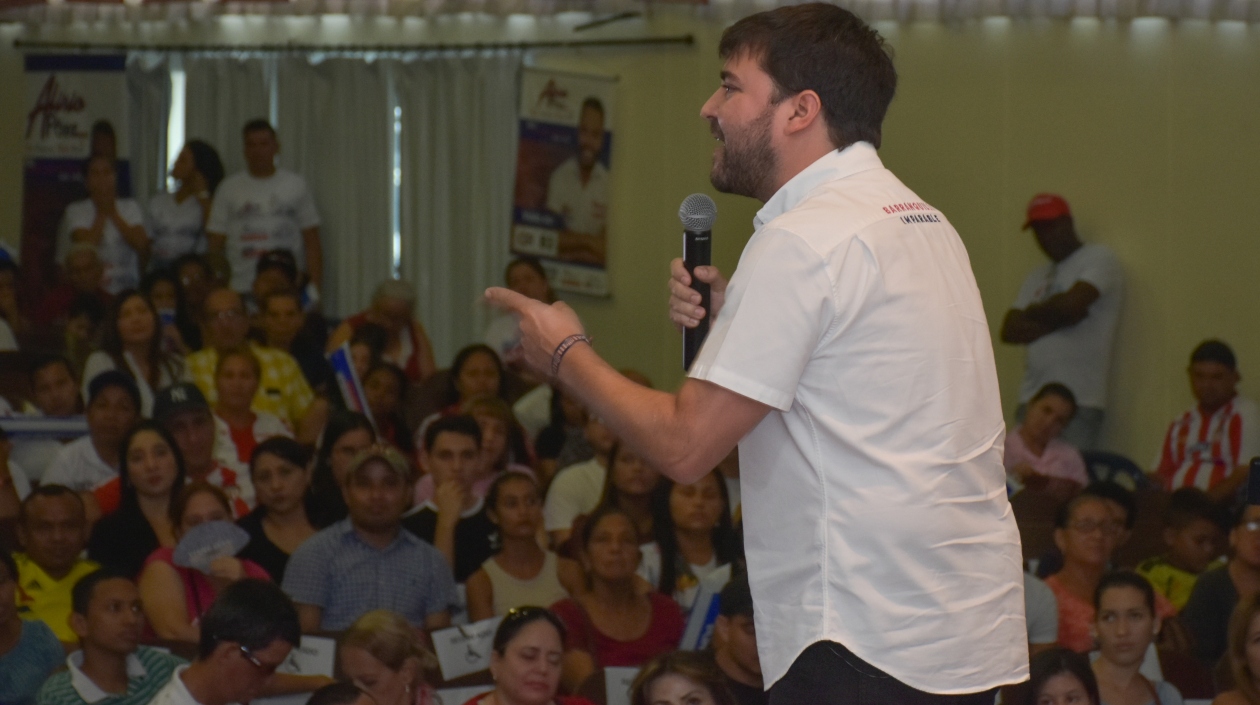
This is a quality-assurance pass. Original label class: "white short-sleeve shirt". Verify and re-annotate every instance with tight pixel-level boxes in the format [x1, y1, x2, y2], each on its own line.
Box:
[1012, 242, 1123, 408]
[689, 143, 1027, 694]
[206, 169, 320, 293]
[546, 158, 608, 236]
[57, 199, 145, 295]
[541, 457, 606, 533]
[147, 192, 207, 270]
[41, 435, 117, 492]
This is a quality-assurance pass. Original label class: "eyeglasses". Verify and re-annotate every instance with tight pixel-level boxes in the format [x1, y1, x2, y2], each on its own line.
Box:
[238, 645, 280, 676]
[1069, 520, 1124, 536]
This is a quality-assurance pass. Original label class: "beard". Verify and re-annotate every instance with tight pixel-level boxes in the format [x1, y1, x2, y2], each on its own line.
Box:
[709, 105, 779, 200]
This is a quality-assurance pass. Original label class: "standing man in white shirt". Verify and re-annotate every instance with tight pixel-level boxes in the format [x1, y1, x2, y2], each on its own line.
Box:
[487, 4, 1027, 702]
[206, 120, 322, 298]
[1000, 193, 1124, 451]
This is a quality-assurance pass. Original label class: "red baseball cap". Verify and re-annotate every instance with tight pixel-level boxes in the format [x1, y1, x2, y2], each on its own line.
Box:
[1023, 193, 1071, 229]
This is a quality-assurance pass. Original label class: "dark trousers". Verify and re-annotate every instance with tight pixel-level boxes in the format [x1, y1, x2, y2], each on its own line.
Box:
[767, 641, 999, 705]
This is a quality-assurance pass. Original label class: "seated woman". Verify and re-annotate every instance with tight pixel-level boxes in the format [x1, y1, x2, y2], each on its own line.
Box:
[483, 256, 556, 360]
[1021, 647, 1100, 705]
[326, 279, 436, 383]
[306, 410, 376, 528]
[237, 437, 318, 584]
[551, 506, 685, 694]
[1046, 494, 1174, 652]
[532, 387, 592, 489]
[338, 610, 439, 705]
[559, 442, 660, 557]
[88, 422, 185, 577]
[1091, 571, 1184, 705]
[630, 651, 737, 705]
[462, 606, 597, 705]
[640, 470, 740, 613]
[81, 289, 185, 416]
[1006, 382, 1089, 498]
[467, 473, 582, 622]
[138, 482, 271, 642]
[213, 346, 292, 468]
[364, 363, 413, 455]
[1215, 593, 1260, 705]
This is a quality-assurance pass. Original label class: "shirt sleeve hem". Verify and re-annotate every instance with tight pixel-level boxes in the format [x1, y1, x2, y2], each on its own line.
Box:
[689, 364, 793, 412]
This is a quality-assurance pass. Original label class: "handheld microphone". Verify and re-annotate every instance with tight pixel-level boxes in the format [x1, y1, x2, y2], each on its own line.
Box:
[680, 194, 717, 371]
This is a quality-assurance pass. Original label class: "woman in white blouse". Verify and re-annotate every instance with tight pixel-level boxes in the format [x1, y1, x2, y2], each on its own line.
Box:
[81, 290, 185, 416]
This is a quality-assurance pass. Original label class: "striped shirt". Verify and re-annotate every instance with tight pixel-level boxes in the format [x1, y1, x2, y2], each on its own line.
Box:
[37, 647, 187, 705]
[1156, 396, 1260, 491]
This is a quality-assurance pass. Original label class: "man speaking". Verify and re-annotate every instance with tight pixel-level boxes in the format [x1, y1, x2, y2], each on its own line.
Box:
[486, 4, 1028, 702]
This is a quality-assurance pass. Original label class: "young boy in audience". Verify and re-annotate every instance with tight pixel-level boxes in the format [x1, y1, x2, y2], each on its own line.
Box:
[11, 355, 83, 484]
[14, 485, 100, 644]
[1137, 487, 1226, 611]
[711, 573, 765, 705]
[42, 371, 140, 516]
[36, 570, 187, 705]
[403, 415, 498, 583]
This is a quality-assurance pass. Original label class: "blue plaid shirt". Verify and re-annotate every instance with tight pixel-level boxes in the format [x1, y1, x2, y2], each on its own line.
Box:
[281, 519, 457, 630]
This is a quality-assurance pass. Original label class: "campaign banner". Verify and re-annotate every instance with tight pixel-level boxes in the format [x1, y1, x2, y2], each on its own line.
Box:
[20, 54, 131, 310]
[511, 68, 617, 297]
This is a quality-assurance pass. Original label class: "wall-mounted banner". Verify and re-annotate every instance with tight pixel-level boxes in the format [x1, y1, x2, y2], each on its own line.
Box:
[20, 54, 131, 306]
[511, 68, 616, 297]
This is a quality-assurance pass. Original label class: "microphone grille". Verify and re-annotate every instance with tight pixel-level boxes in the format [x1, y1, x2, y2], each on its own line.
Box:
[678, 193, 717, 232]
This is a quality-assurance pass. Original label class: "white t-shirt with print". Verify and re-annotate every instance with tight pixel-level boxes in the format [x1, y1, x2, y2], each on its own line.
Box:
[206, 169, 320, 293]
[1013, 243, 1124, 409]
[57, 199, 145, 294]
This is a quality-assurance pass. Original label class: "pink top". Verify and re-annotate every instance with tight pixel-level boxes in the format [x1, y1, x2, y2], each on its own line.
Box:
[1004, 427, 1089, 486]
[143, 547, 271, 625]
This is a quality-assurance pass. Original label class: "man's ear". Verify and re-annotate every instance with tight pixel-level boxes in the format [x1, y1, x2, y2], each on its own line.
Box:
[783, 90, 825, 137]
[70, 612, 89, 641]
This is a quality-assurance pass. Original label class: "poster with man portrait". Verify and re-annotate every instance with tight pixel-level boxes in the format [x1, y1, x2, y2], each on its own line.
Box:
[511, 68, 616, 297]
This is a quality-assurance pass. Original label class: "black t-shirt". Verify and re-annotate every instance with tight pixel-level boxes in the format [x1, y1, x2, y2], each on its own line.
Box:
[402, 502, 498, 583]
[236, 508, 295, 584]
[1181, 564, 1239, 667]
[724, 675, 768, 705]
[87, 504, 160, 579]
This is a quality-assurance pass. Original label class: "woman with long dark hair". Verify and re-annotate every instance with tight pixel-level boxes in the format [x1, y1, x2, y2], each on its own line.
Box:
[237, 436, 318, 583]
[307, 410, 377, 528]
[641, 469, 740, 612]
[88, 421, 187, 577]
[147, 140, 225, 272]
[81, 289, 185, 416]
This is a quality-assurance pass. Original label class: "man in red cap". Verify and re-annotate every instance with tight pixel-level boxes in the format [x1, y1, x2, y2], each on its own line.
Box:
[1001, 193, 1123, 451]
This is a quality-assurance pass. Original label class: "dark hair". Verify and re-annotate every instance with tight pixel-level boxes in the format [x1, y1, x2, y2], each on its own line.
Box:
[183, 140, 225, 196]
[1024, 647, 1099, 705]
[118, 422, 187, 512]
[423, 414, 482, 454]
[0, 257, 16, 278]
[364, 363, 408, 403]
[87, 369, 141, 412]
[100, 288, 180, 390]
[69, 291, 107, 327]
[170, 481, 232, 529]
[20, 483, 86, 525]
[630, 651, 737, 705]
[172, 254, 214, 283]
[1165, 487, 1227, 531]
[718, 3, 896, 149]
[1054, 493, 1109, 530]
[307, 683, 367, 705]
[140, 268, 199, 349]
[349, 323, 389, 366]
[492, 606, 568, 655]
[1093, 570, 1156, 616]
[198, 579, 300, 660]
[719, 571, 754, 618]
[71, 568, 133, 616]
[242, 118, 277, 139]
[580, 504, 635, 551]
[91, 120, 116, 140]
[580, 96, 605, 119]
[1083, 481, 1136, 530]
[1030, 382, 1078, 415]
[251, 436, 313, 478]
[309, 411, 376, 526]
[443, 344, 505, 407]
[504, 256, 551, 296]
[27, 354, 76, 387]
[599, 441, 662, 516]
[0, 550, 16, 585]
[1191, 339, 1237, 370]
[485, 471, 539, 522]
[650, 470, 739, 595]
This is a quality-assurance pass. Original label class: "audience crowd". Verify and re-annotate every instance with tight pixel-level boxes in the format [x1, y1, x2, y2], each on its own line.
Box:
[3, 123, 1260, 705]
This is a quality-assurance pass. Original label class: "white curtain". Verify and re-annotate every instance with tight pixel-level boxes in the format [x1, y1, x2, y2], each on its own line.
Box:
[393, 51, 521, 367]
[184, 56, 271, 177]
[125, 53, 171, 206]
[275, 58, 395, 318]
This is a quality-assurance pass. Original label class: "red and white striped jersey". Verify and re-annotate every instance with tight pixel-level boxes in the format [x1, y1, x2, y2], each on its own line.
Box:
[1156, 396, 1260, 491]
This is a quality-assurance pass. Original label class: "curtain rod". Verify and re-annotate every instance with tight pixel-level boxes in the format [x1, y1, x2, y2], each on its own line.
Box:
[13, 34, 694, 53]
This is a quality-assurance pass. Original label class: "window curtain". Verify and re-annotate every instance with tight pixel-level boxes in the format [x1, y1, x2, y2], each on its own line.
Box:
[183, 56, 271, 178]
[275, 57, 394, 318]
[393, 51, 521, 368]
[125, 53, 171, 206]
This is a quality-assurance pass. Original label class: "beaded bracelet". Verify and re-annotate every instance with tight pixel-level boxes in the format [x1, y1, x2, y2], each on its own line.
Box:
[551, 334, 592, 380]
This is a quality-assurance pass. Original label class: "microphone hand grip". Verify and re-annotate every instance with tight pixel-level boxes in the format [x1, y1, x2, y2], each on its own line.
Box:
[683, 230, 712, 371]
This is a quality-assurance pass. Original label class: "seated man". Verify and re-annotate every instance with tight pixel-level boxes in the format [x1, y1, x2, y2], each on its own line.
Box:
[543, 413, 617, 549]
[185, 287, 315, 432]
[11, 355, 83, 484]
[711, 573, 765, 705]
[154, 383, 253, 516]
[1137, 487, 1227, 612]
[42, 371, 139, 512]
[403, 415, 497, 583]
[149, 580, 306, 705]
[15, 485, 100, 644]
[36, 570, 187, 705]
[1182, 502, 1260, 668]
[283, 444, 455, 632]
[1155, 339, 1260, 502]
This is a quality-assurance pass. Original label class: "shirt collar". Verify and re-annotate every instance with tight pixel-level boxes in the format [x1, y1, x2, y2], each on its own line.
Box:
[67, 650, 150, 704]
[753, 142, 885, 231]
[339, 518, 418, 551]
